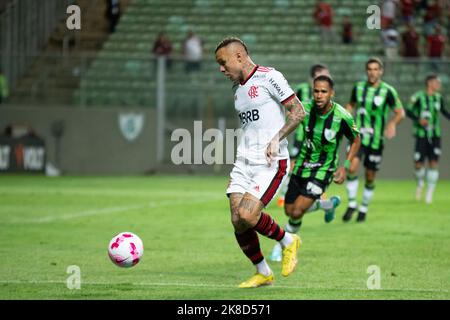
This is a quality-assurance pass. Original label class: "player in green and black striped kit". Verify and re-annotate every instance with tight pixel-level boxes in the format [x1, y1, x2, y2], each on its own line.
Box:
[270, 75, 360, 262]
[406, 74, 450, 204]
[277, 64, 330, 207]
[343, 57, 405, 222]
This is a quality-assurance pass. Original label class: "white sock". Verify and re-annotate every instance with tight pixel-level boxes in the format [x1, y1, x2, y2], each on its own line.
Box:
[318, 199, 334, 210]
[285, 217, 302, 233]
[279, 231, 293, 248]
[359, 184, 375, 213]
[359, 205, 368, 214]
[255, 259, 272, 276]
[415, 167, 425, 188]
[426, 169, 439, 204]
[346, 177, 359, 209]
[415, 167, 425, 200]
[305, 199, 333, 212]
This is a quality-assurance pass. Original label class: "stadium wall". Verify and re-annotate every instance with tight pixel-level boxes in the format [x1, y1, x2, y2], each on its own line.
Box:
[0, 106, 448, 178]
[0, 106, 157, 175]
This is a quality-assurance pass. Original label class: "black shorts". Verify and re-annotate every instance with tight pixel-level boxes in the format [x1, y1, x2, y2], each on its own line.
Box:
[414, 137, 441, 163]
[356, 145, 383, 171]
[289, 139, 303, 159]
[285, 175, 330, 203]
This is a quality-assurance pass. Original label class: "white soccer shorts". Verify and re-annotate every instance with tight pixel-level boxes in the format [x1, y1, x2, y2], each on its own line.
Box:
[226, 158, 289, 206]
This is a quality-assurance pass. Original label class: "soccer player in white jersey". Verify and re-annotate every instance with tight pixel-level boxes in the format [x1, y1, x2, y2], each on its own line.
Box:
[215, 37, 306, 288]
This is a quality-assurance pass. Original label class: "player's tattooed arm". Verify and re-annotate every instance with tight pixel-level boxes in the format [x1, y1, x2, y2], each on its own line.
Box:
[280, 96, 306, 140]
[266, 97, 305, 164]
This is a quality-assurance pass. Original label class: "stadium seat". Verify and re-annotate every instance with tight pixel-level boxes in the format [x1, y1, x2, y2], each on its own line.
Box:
[74, 0, 447, 109]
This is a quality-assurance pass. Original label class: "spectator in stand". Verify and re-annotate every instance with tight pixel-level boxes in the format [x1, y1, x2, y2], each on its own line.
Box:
[105, 0, 121, 33]
[342, 15, 353, 44]
[183, 30, 203, 74]
[381, 25, 400, 59]
[152, 32, 173, 72]
[401, 23, 420, 58]
[416, 0, 428, 13]
[381, 0, 398, 29]
[423, 0, 442, 37]
[400, 0, 416, 24]
[313, 0, 335, 44]
[426, 24, 446, 71]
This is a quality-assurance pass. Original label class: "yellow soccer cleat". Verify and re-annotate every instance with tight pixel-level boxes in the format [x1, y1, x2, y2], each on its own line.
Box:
[281, 234, 301, 277]
[238, 272, 274, 288]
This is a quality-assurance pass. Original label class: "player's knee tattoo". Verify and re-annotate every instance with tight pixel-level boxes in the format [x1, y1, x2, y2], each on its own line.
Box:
[239, 197, 258, 214]
[229, 194, 242, 213]
[230, 202, 240, 216]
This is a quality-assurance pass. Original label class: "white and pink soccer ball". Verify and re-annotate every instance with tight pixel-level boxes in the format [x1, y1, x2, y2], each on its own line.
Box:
[108, 232, 144, 268]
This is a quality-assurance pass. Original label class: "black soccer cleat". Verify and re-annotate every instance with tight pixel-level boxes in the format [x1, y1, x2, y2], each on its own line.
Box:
[356, 211, 366, 222]
[342, 207, 356, 222]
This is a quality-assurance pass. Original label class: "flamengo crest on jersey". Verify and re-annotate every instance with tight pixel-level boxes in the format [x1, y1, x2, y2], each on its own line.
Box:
[233, 65, 295, 164]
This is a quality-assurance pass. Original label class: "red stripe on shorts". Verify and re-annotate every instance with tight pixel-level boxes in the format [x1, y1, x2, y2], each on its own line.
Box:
[260, 159, 288, 206]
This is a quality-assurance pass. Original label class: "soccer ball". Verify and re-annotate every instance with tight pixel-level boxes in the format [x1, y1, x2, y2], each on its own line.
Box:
[108, 232, 144, 268]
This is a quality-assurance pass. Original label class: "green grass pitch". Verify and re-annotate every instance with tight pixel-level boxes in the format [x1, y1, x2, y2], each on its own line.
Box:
[0, 175, 449, 299]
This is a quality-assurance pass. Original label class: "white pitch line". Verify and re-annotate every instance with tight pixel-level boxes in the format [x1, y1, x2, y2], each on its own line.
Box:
[0, 188, 223, 198]
[3, 204, 145, 224]
[0, 279, 448, 294]
[4, 197, 224, 224]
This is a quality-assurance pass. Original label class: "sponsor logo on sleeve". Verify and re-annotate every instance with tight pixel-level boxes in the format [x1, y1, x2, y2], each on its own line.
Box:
[268, 78, 285, 98]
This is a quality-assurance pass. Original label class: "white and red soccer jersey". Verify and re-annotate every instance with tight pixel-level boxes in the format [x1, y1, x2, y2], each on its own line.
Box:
[234, 65, 295, 165]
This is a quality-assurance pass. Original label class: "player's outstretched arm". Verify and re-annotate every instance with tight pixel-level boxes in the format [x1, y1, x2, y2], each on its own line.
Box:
[266, 97, 305, 164]
[334, 134, 361, 184]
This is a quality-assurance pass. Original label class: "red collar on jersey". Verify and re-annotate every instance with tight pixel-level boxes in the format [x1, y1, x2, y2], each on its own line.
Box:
[240, 64, 258, 85]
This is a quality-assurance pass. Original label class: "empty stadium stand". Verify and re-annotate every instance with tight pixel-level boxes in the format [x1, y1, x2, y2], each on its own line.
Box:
[3, 0, 449, 112]
[72, 0, 448, 116]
